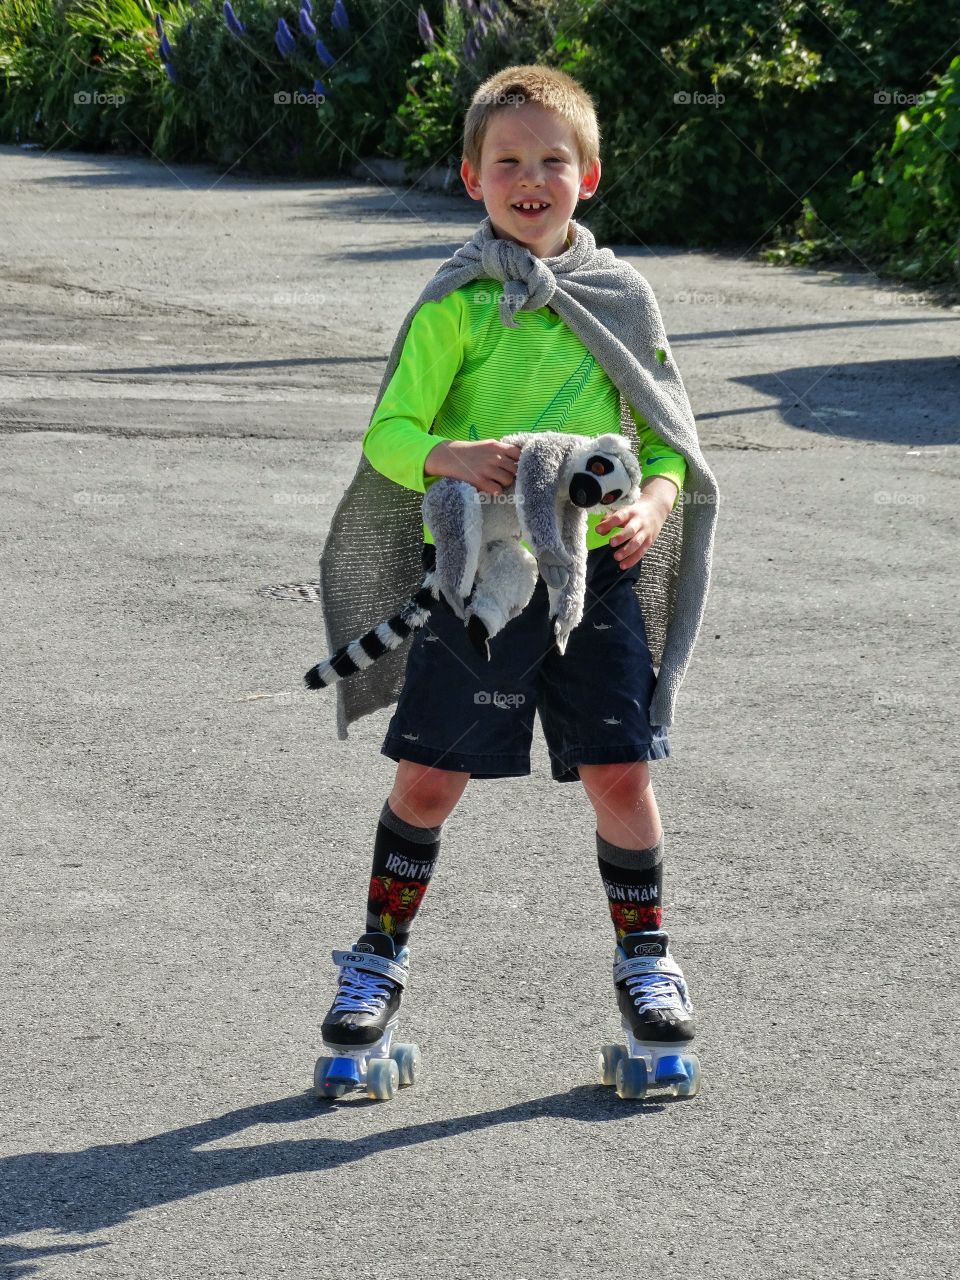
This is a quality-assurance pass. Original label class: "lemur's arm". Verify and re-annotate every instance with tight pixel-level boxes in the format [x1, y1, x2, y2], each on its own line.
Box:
[508, 432, 582, 591]
[509, 433, 572, 553]
[422, 478, 483, 616]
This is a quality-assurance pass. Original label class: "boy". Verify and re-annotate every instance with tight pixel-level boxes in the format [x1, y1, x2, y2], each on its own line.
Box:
[315, 66, 719, 1085]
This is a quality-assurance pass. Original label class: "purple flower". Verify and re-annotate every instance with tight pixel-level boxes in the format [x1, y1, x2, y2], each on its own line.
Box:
[479, 2, 492, 19]
[315, 37, 335, 67]
[154, 14, 164, 36]
[301, 0, 313, 11]
[417, 6, 435, 45]
[463, 28, 476, 62]
[331, 0, 349, 31]
[163, 62, 178, 83]
[276, 16, 297, 56]
[476, 17, 487, 37]
[223, 2, 246, 36]
[313, 78, 326, 96]
[159, 33, 173, 62]
[299, 8, 317, 37]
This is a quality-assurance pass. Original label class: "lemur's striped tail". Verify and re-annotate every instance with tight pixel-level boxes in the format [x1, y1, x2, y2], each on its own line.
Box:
[304, 582, 436, 690]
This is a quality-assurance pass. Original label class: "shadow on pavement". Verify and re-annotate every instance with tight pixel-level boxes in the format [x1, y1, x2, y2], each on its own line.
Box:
[0, 1084, 663, 1274]
[57, 356, 382, 377]
[719, 356, 959, 445]
[672, 317, 956, 343]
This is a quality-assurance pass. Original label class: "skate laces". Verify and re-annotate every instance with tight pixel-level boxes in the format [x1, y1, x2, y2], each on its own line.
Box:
[626, 970, 689, 1015]
[330, 963, 398, 1016]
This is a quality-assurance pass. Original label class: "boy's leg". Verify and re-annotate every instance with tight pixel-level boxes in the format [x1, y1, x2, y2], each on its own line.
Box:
[580, 761, 694, 1044]
[580, 762, 663, 938]
[321, 761, 468, 1050]
[368, 760, 470, 947]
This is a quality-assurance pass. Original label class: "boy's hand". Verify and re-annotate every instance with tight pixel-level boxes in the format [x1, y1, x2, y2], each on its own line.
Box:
[596, 479, 678, 570]
[424, 439, 522, 496]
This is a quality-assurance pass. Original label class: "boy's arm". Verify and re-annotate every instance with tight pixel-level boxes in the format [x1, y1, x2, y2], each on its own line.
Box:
[627, 404, 687, 510]
[362, 295, 465, 494]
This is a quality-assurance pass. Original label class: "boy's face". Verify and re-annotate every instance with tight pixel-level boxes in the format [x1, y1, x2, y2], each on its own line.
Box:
[460, 102, 601, 259]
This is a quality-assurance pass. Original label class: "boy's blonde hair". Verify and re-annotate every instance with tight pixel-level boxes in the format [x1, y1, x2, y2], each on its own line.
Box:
[462, 64, 601, 175]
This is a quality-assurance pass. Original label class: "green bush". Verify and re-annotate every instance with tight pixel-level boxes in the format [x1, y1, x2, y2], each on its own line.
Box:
[0, 0, 175, 151]
[150, 0, 430, 173]
[846, 57, 959, 282]
[569, 0, 958, 248]
[0, 0, 438, 173]
[769, 55, 960, 284]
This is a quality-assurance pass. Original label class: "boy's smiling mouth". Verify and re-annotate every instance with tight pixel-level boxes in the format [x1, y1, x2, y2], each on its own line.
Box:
[511, 200, 551, 217]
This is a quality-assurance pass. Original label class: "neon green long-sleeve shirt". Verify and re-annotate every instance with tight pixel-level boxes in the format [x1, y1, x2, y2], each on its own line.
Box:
[362, 281, 688, 550]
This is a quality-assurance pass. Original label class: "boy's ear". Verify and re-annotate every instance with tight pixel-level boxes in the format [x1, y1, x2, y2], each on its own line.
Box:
[461, 158, 484, 202]
[579, 159, 601, 200]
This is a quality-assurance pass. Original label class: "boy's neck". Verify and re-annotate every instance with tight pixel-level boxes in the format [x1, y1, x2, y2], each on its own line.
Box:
[491, 220, 575, 258]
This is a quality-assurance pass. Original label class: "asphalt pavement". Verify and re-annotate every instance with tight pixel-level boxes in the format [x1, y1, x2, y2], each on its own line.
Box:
[1, 144, 959, 1280]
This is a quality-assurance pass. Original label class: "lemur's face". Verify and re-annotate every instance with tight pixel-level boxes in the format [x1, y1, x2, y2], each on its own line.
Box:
[568, 441, 641, 510]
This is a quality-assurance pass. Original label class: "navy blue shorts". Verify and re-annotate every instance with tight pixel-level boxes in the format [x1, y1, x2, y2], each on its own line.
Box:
[381, 543, 670, 782]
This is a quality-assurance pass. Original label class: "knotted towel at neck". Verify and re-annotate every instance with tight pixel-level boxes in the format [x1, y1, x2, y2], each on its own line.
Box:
[432, 217, 597, 328]
[483, 237, 555, 326]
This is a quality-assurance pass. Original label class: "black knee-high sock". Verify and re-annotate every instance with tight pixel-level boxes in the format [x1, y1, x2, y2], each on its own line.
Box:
[596, 832, 663, 941]
[366, 801, 442, 947]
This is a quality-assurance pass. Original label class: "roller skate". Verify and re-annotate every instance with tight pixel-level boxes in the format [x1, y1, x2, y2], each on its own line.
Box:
[598, 930, 701, 1101]
[313, 931, 420, 1102]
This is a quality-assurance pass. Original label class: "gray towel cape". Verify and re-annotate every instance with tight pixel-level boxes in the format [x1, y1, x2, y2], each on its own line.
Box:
[318, 215, 720, 740]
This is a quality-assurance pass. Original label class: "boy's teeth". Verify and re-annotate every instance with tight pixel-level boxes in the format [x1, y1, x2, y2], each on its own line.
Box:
[515, 202, 548, 210]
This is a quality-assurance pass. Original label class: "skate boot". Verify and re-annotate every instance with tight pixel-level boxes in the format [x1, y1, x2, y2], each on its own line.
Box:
[313, 931, 420, 1102]
[598, 930, 701, 1101]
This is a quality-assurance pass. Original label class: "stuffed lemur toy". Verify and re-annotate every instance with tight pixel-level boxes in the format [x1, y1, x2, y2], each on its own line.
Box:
[304, 431, 642, 690]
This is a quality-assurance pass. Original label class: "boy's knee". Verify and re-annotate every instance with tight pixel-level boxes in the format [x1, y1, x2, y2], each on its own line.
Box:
[390, 760, 469, 825]
[580, 761, 651, 806]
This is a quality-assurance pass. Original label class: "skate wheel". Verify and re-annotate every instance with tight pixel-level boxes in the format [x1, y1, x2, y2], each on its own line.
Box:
[390, 1042, 421, 1087]
[313, 1056, 350, 1100]
[615, 1056, 649, 1101]
[598, 1043, 627, 1088]
[674, 1053, 702, 1099]
[366, 1057, 400, 1102]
